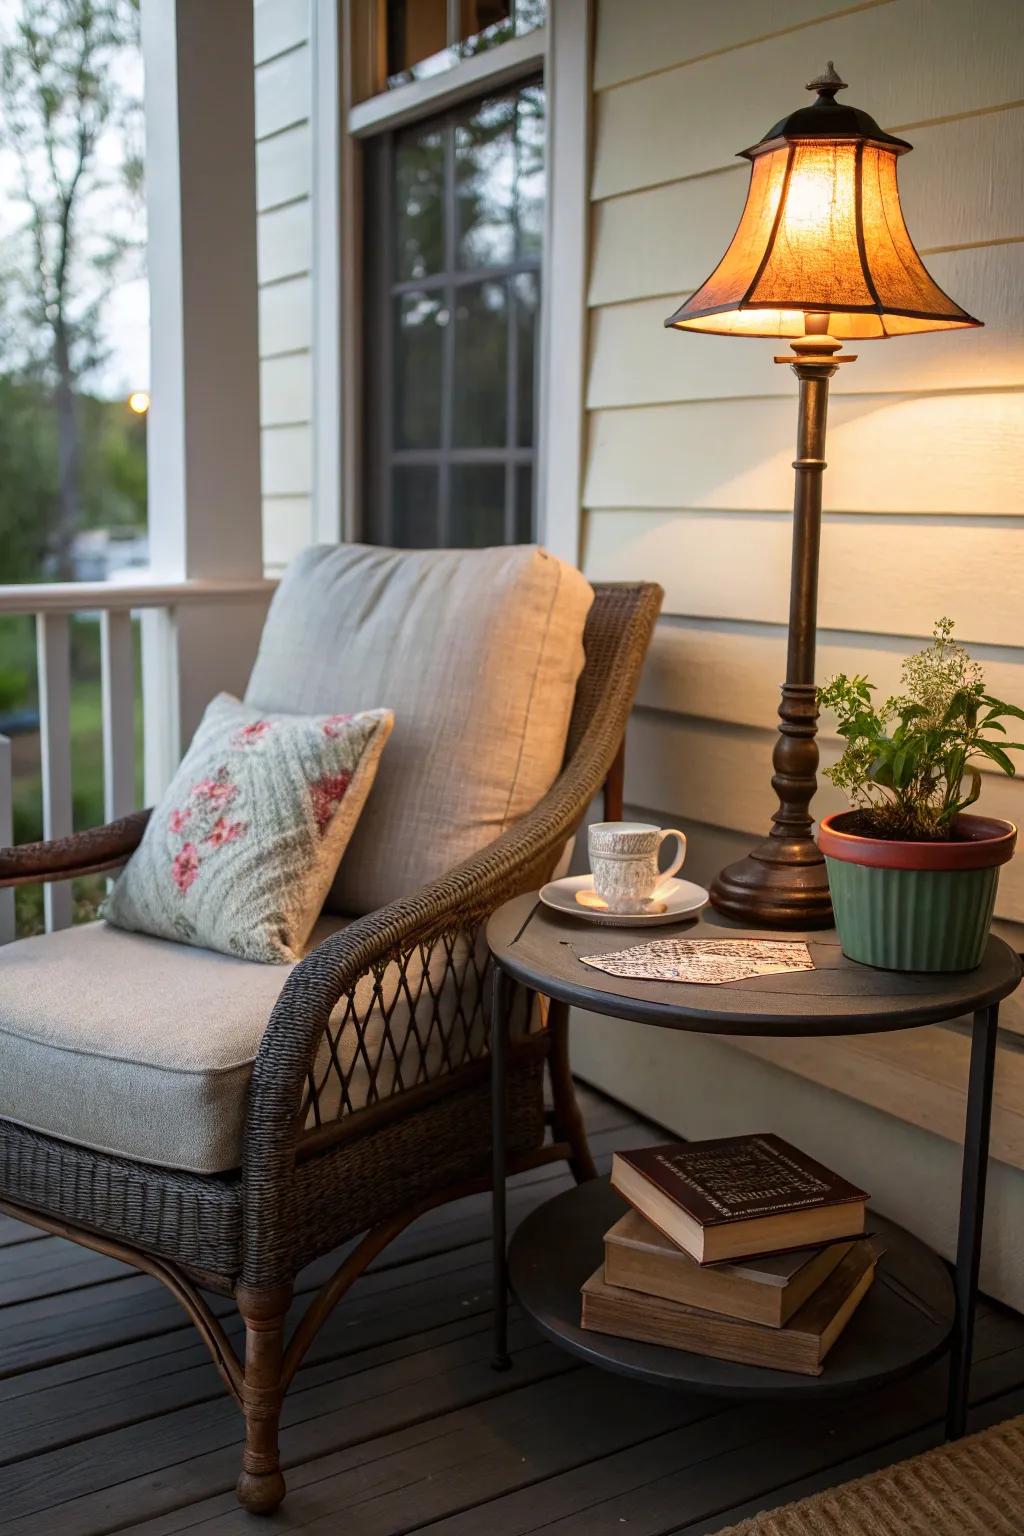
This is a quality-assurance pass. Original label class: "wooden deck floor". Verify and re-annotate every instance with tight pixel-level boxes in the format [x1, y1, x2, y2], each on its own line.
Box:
[3, 1086, 1024, 1535]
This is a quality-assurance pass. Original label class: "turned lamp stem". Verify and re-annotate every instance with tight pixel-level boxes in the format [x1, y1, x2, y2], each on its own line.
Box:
[710, 315, 856, 928]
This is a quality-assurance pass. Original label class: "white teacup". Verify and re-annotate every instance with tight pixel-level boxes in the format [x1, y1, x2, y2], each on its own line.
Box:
[588, 821, 688, 914]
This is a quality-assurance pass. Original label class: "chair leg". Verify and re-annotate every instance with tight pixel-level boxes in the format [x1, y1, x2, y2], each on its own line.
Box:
[235, 1281, 292, 1515]
[547, 997, 598, 1184]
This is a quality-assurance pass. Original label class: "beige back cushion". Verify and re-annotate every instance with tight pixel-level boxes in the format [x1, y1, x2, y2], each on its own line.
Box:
[246, 544, 594, 914]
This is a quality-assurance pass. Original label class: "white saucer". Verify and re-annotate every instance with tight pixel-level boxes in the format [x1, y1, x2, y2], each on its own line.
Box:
[538, 874, 709, 927]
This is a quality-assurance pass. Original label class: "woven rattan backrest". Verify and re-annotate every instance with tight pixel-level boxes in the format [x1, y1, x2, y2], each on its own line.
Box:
[563, 583, 663, 768]
[288, 578, 663, 1146]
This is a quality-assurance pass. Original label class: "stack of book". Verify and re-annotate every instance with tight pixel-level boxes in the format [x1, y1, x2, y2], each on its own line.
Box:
[581, 1133, 879, 1376]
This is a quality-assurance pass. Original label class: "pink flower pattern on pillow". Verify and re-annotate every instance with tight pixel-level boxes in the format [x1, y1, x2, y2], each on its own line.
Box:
[167, 767, 247, 893]
[204, 816, 247, 848]
[102, 693, 393, 964]
[171, 843, 200, 893]
[232, 719, 272, 748]
[322, 714, 353, 738]
[310, 771, 352, 835]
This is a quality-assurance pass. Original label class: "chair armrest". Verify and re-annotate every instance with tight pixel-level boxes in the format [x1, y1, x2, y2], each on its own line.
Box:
[0, 810, 151, 887]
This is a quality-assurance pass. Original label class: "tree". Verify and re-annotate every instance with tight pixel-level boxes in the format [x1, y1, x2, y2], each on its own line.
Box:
[0, 0, 142, 579]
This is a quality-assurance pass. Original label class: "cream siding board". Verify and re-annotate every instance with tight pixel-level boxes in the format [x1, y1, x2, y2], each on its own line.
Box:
[255, 43, 311, 138]
[588, 246, 1024, 406]
[585, 511, 1024, 642]
[262, 495, 316, 569]
[637, 621, 1024, 742]
[254, 0, 309, 63]
[254, 0, 314, 569]
[592, 0, 886, 91]
[591, 0, 1024, 198]
[584, 397, 1024, 515]
[260, 352, 313, 426]
[261, 423, 313, 497]
[257, 121, 312, 210]
[581, 0, 1024, 1189]
[258, 275, 312, 357]
[258, 199, 313, 287]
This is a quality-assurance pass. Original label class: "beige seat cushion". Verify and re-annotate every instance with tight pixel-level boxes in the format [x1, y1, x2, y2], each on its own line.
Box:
[0, 919, 486, 1175]
[245, 543, 594, 914]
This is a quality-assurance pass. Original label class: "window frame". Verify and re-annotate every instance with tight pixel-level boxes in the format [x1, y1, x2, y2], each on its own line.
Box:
[317, 0, 592, 562]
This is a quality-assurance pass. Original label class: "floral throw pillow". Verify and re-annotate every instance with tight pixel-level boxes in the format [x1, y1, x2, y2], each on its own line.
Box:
[103, 694, 394, 963]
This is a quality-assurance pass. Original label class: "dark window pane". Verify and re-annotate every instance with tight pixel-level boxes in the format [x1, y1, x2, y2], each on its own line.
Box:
[386, 0, 447, 82]
[452, 280, 508, 447]
[395, 126, 445, 280]
[393, 466, 439, 547]
[514, 84, 545, 259]
[450, 464, 507, 547]
[458, 0, 514, 57]
[514, 271, 538, 447]
[515, 464, 533, 541]
[383, 0, 541, 91]
[455, 95, 516, 269]
[395, 292, 446, 449]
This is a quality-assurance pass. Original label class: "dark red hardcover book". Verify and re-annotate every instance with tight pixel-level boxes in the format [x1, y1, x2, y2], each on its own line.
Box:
[610, 1135, 868, 1264]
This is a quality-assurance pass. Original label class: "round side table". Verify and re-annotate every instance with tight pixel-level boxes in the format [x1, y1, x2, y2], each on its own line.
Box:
[485, 896, 1022, 1438]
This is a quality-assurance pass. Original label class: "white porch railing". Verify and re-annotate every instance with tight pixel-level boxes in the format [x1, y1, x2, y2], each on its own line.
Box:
[0, 577, 276, 941]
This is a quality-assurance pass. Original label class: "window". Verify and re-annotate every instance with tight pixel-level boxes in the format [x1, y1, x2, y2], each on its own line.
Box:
[363, 81, 545, 548]
[356, 1, 546, 101]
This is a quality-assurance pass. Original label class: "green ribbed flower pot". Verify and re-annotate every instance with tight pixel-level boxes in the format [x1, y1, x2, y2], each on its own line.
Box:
[818, 813, 1017, 973]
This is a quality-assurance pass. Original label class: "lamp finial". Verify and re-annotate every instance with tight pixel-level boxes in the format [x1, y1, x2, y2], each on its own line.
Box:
[806, 61, 848, 99]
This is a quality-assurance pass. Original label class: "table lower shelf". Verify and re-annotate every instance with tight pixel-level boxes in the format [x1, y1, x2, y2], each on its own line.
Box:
[508, 1178, 954, 1399]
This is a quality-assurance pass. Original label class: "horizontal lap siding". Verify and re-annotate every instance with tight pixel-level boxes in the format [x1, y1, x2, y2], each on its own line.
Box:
[585, 0, 1024, 899]
[580, 0, 1024, 1100]
[254, 0, 315, 571]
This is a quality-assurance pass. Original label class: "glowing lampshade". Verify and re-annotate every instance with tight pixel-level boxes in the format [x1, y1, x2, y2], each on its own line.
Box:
[666, 64, 980, 341]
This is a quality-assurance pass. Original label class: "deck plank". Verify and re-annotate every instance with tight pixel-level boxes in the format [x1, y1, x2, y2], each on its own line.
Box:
[399, 1314, 1024, 1536]
[2, 1085, 1024, 1536]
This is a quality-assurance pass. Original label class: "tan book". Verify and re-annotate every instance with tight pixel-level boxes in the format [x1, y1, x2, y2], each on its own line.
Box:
[581, 1239, 880, 1376]
[610, 1136, 868, 1264]
[604, 1209, 854, 1328]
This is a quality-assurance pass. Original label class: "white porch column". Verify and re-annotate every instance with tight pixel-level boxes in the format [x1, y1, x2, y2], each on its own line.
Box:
[140, 0, 270, 798]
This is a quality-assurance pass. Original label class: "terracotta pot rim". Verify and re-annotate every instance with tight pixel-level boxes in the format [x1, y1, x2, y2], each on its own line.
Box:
[818, 812, 1017, 872]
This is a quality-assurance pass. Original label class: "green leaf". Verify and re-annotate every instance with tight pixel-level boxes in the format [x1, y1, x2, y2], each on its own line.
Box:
[976, 740, 1016, 776]
[982, 696, 1024, 722]
[981, 719, 1007, 734]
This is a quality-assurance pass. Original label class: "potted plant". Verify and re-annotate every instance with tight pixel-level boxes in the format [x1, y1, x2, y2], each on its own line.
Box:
[816, 619, 1020, 972]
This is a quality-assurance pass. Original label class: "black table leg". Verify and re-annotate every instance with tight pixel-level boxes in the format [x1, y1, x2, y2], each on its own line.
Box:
[946, 1003, 999, 1440]
[491, 962, 512, 1371]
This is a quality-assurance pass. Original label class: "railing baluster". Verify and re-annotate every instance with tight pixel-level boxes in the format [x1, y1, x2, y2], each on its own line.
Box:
[0, 734, 14, 944]
[36, 612, 73, 932]
[100, 610, 136, 821]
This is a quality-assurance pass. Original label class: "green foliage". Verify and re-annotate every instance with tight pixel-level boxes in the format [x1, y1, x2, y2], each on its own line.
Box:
[817, 618, 1024, 841]
[0, 374, 59, 580]
[0, 384, 146, 581]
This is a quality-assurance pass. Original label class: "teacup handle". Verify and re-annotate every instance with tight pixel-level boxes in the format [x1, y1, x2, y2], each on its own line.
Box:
[654, 829, 687, 894]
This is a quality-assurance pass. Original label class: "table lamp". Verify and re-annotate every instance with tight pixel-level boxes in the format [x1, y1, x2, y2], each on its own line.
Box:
[666, 63, 981, 927]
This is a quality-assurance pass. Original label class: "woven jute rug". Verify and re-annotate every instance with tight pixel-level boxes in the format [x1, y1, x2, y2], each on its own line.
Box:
[716, 1415, 1024, 1535]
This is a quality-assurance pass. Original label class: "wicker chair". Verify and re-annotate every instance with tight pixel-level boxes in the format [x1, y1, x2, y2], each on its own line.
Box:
[0, 569, 661, 1514]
